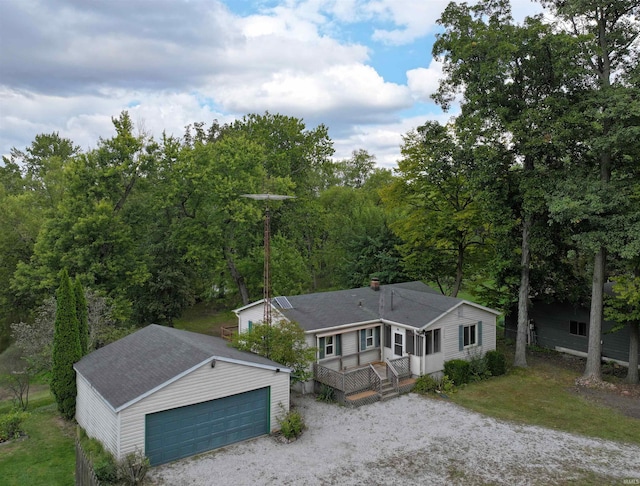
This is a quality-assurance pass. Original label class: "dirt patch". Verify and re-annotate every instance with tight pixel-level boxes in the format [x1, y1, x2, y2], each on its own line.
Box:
[571, 380, 640, 420]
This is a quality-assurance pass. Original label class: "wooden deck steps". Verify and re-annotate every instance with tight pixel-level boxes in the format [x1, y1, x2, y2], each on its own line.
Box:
[346, 389, 378, 401]
[343, 362, 418, 407]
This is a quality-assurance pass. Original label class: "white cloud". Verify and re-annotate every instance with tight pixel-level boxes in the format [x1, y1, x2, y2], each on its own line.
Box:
[0, 0, 544, 167]
[406, 59, 443, 102]
[209, 63, 411, 122]
[369, 0, 451, 45]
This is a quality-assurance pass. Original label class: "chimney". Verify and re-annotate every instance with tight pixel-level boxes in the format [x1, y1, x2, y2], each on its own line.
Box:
[370, 277, 380, 291]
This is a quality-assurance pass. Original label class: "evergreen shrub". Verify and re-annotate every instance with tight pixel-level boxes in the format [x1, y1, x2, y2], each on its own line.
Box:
[413, 374, 438, 394]
[485, 350, 507, 376]
[444, 359, 471, 386]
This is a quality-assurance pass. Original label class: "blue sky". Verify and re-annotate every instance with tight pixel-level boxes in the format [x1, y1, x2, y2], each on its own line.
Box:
[0, 0, 543, 168]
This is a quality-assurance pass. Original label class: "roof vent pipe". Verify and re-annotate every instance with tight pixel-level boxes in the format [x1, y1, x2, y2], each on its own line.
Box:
[370, 278, 380, 291]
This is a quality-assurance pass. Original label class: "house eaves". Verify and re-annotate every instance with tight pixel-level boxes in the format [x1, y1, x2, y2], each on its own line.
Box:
[313, 319, 382, 337]
[111, 356, 292, 413]
[417, 300, 502, 332]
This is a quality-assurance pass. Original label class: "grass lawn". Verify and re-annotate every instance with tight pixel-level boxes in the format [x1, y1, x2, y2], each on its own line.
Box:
[0, 392, 75, 486]
[173, 301, 237, 337]
[448, 357, 640, 445]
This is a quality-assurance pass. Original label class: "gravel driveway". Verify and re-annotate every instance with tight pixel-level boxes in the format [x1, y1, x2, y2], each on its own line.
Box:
[148, 393, 640, 486]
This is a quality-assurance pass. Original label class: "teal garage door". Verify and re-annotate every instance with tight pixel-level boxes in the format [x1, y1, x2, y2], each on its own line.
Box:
[145, 387, 270, 466]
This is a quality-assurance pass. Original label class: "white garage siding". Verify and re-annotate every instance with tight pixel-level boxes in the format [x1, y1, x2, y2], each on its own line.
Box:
[440, 303, 498, 362]
[76, 373, 120, 457]
[117, 360, 289, 459]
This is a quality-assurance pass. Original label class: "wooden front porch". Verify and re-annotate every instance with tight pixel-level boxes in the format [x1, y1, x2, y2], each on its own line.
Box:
[313, 357, 416, 407]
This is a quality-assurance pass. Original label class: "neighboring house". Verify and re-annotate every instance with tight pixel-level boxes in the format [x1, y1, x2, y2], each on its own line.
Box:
[234, 280, 501, 404]
[75, 324, 291, 466]
[505, 298, 640, 369]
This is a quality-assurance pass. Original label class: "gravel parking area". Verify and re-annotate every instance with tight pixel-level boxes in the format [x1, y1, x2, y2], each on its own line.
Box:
[148, 393, 640, 486]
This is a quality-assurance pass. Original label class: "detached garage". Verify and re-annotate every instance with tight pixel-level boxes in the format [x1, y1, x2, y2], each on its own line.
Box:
[75, 324, 291, 466]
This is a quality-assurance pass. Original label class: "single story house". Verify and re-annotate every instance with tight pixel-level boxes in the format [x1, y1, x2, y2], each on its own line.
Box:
[75, 324, 291, 466]
[505, 297, 640, 369]
[234, 280, 501, 403]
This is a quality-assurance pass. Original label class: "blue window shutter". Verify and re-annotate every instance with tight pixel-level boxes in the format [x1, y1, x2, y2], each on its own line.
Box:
[319, 337, 325, 359]
[360, 330, 366, 351]
[478, 321, 483, 346]
[336, 335, 342, 356]
[248, 320, 253, 331]
[375, 327, 380, 347]
[458, 325, 463, 351]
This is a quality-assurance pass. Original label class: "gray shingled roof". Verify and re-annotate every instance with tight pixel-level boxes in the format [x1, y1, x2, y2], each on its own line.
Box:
[74, 324, 288, 411]
[275, 281, 468, 331]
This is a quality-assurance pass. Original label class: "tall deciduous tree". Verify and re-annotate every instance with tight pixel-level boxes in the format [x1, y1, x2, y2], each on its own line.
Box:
[433, 0, 577, 364]
[542, 0, 640, 381]
[1, 133, 78, 321]
[11, 112, 153, 314]
[51, 269, 81, 420]
[382, 121, 490, 296]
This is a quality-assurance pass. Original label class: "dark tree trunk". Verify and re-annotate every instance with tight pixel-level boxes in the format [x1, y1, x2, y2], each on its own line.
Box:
[514, 212, 532, 368]
[584, 247, 606, 381]
[627, 321, 639, 384]
[224, 247, 250, 305]
[451, 241, 464, 298]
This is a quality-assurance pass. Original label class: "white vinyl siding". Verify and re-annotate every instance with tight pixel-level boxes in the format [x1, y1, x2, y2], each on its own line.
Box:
[315, 331, 379, 370]
[237, 305, 267, 333]
[341, 332, 358, 357]
[76, 373, 120, 457]
[118, 360, 289, 459]
[440, 304, 497, 361]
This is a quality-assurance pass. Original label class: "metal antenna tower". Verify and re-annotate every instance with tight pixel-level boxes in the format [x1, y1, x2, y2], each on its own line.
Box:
[241, 193, 294, 325]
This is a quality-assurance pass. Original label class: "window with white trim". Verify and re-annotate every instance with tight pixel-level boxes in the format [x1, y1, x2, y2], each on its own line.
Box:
[319, 334, 341, 359]
[463, 324, 477, 347]
[325, 335, 335, 356]
[394, 333, 403, 355]
[366, 328, 374, 347]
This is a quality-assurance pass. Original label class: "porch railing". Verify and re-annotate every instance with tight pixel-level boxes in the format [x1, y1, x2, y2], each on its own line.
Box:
[315, 348, 382, 371]
[387, 359, 400, 392]
[313, 363, 380, 395]
[387, 356, 410, 379]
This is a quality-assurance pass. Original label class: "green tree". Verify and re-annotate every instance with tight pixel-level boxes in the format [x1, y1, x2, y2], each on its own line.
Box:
[333, 149, 377, 188]
[231, 321, 316, 383]
[542, 0, 640, 381]
[51, 269, 81, 420]
[74, 276, 88, 356]
[317, 174, 403, 289]
[382, 121, 491, 296]
[170, 113, 332, 305]
[0, 133, 78, 321]
[10, 113, 153, 314]
[433, 0, 578, 364]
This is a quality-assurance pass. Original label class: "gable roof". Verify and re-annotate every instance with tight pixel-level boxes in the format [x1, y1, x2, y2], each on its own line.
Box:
[242, 281, 500, 333]
[74, 324, 289, 412]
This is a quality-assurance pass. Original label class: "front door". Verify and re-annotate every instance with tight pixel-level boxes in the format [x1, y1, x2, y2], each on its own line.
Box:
[393, 330, 404, 358]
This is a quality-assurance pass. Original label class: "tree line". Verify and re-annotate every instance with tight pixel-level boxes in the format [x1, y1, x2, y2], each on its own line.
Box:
[1, 0, 638, 383]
